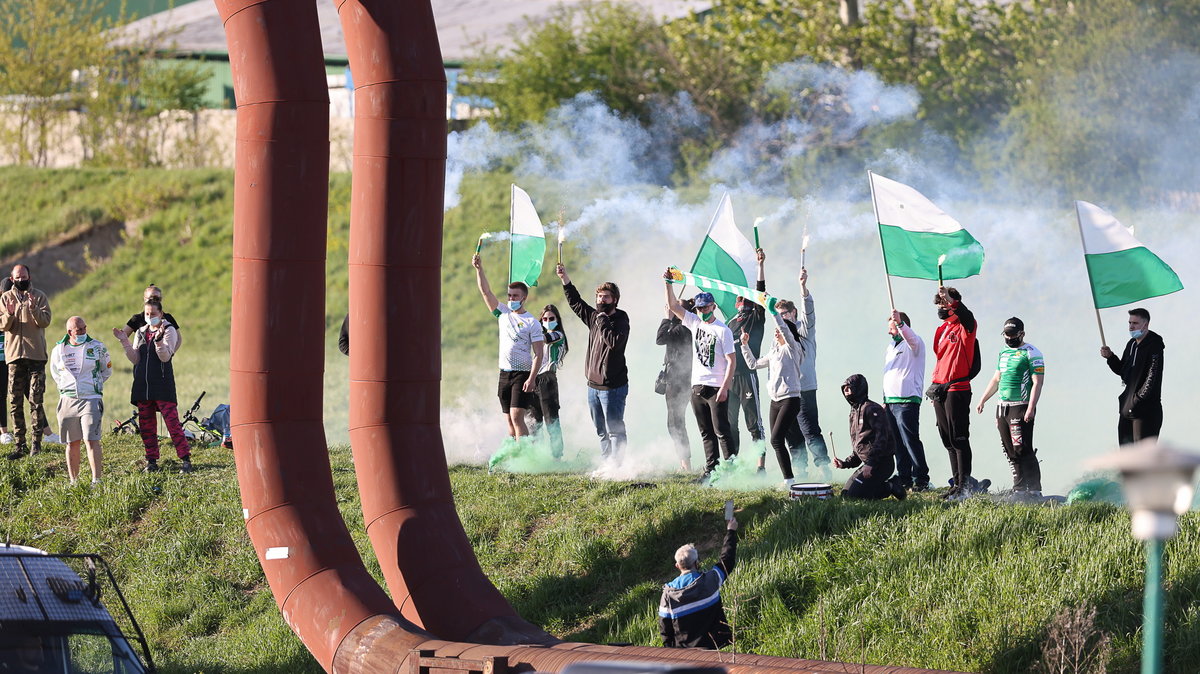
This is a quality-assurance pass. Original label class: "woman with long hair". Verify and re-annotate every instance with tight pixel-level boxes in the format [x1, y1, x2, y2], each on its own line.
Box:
[528, 304, 568, 458]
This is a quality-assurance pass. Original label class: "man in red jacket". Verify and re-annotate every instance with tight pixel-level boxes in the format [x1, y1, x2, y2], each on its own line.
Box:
[930, 286, 979, 499]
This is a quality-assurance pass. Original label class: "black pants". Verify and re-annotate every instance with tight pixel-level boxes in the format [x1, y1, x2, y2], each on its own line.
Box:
[785, 389, 830, 467]
[664, 379, 691, 462]
[768, 397, 803, 480]
[527, 372, 564, 458]
[691, 385, 734, 473]
[1118, 402, 1162, 446]
[932, 389, 972, 487]
[843, 455, 896, 500]
[996, 404, 1041, 492]
[726, 370, 764, 456]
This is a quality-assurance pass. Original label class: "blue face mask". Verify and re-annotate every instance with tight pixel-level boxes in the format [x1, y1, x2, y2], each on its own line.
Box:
[74, 333, 88, 344]
[543, 320, 558, 331]
[1130, 329, 1145, 339]
[147, 315, 162, 327]
[507, 300, 522, 311]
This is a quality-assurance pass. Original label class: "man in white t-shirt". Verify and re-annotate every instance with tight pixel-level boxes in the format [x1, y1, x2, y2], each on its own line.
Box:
[473, 254, 544, 441]
[664, 275, 735, 480]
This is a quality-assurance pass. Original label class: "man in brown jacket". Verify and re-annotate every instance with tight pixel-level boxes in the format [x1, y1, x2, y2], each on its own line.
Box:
[0, 265, 52, 460]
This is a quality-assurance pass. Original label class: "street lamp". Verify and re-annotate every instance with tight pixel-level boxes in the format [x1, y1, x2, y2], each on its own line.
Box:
[1086, 440, 1200, 674]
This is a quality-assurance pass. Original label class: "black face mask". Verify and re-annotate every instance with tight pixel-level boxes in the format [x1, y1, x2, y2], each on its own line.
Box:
[596, 302, 614, 314]
[13, 279, 30, 292]
[1005, 336, 1022, 348]
[937, 307, 950, 320]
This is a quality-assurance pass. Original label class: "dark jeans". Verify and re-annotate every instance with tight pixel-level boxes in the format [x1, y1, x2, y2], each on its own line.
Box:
[1118, 402, 1162, 446]
[886, 402, 929, 487]
[932, 389, 973, 487]
[691, 385, 734, 473]
[726, 370, 764, 456]
[768, 397, 802, 480]
[785, 389, 830, 467]
[527, 371, 564, 459]
[664, 379, 691, 462]
[587, 384, 628, 461]
[8, 359, 48, 451]
[843, 455, 896, 500]
[996, 403, 1040, 492]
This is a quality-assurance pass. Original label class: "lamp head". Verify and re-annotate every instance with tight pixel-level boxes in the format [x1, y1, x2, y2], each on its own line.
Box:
[1086, 440, 1200, 540]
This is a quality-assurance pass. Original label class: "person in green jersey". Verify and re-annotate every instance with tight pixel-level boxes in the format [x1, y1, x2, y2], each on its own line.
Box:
[975, 317, 1045, 496]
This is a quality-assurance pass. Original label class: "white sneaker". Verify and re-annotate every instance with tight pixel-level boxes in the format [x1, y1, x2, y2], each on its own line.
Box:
[0, 432, 12, 444]
[43, 432, 62, 444]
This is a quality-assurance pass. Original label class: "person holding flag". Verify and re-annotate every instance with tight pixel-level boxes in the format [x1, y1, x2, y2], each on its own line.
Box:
[930, 287, 980, 499]
[664, 276, 736, 482]
[725, 249, 767, 469]
[1101, 309, 1164, 445]
[1074, 200, 1180, 446]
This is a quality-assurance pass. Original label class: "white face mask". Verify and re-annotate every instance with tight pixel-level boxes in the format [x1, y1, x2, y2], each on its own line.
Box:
[147, 315, 162, 327]
[507, 300, 522, 311]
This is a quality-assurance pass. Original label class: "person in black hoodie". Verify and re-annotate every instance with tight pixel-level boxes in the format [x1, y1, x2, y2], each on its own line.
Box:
[725, 248, 767, 469]
[1100, 307, 1165, 445]
[657, 297, 695, 470]
[834, 374, 905, 500]
[556, 263, 630, 462]
[658, 515, 739, 649]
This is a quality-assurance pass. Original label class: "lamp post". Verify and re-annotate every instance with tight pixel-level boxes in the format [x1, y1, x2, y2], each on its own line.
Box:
[1086, 440, 1200, 674]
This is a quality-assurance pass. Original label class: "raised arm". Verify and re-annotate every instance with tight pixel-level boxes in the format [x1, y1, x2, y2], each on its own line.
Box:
[472, 254, 499, 312]
[113, 327, 139, 365]
[664, 273, 686, 320]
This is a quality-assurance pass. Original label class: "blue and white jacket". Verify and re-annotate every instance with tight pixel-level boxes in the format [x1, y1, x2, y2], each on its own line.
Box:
[657, 528, 738, 649]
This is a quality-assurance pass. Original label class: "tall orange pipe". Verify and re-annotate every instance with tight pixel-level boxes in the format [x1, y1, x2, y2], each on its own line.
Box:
[220, 1, 964, 672]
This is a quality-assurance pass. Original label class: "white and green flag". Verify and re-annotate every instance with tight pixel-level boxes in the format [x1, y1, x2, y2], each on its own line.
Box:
[509, 184, 546, 287]
[689, 193, 758, 319]
[667, 268, 780, 315]
[1076, 200, 1183, 309]
[870, 172, 984, 280]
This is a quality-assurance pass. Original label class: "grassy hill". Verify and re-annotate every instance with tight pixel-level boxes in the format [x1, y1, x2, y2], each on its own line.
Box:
[2, 166, 1198, 673]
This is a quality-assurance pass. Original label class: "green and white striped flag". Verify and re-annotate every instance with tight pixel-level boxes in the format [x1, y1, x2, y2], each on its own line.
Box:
[689, 192, 758, 319]
[1076, 200, 1183, 309]
[870, 172, 984, 280]
[667, 268, 780, 315]
[509, 184, 546, 287]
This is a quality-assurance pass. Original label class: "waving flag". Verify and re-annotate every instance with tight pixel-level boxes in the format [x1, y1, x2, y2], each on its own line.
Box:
[689, 193, 758, 319]
[667, 267, 780, 315]
[509, 184, 546, 287]
[1076, 200, 1182, 308]
[870, 172, 984, 280]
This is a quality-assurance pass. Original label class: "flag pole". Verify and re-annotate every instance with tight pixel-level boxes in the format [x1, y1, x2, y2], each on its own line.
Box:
[1074, 201, 1108, 348]
[508, 184, 515, 285]
[867, 170, 897, 312]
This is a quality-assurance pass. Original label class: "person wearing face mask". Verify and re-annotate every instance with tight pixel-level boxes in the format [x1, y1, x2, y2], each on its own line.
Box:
[1, 264, 53, 461]
[657, 297, 696, 471]
[883, 309, 930, 493]
[665, 277, 736, 482]
[1100, 307, 1164, 445]
[779, 269, 832, 480]
[834, 374, 905, 500]
[739, 308, 804, 486]
[724, 249, 768, 468]
[0, 276, 11, 445]
[121, 284, 182, 348]
[930, 286, 980, 499]
[50, 316, 112, 485]
[113, 299, 192, 473]
[526, 304, 569, 459]
[976, 317, 1044, 497]
[472, 254, 544, 447]
[558, 263, 630, 463]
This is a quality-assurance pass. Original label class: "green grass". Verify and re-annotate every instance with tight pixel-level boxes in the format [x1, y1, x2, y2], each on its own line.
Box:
[3, 441, 1198, 673]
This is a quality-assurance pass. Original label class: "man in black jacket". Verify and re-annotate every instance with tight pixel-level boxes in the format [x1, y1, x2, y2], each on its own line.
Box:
[834, 374, 905, 500]
[657, 297, 695, 471]
[557, 263, 630, 462]
[658, 515, 738, 649]
[1100, 307, 1165, 445]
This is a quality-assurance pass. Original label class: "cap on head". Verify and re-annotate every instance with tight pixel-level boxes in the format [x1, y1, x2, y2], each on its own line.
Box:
[693, 292, 715, 308]
[1002, 317, 1024, 336]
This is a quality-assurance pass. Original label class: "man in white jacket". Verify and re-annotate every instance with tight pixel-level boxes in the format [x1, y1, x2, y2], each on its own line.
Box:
[50, 316, 112, 484]
[883, 309, 929, 492]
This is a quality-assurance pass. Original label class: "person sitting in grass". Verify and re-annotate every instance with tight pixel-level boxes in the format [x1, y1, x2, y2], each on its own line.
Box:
[658, 514, 738, 649]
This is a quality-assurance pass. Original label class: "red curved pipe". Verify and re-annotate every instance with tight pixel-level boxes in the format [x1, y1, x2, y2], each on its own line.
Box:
[221, 1, 965, 672]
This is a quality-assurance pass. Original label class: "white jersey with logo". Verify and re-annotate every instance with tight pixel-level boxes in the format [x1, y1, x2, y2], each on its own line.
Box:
[495, 304, 543, 372]
[682, 311, 735, 388]
[50, 336, 113, 399]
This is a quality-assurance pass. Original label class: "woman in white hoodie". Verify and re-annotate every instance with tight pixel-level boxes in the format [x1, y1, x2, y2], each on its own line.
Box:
[740, 311, 805, 485]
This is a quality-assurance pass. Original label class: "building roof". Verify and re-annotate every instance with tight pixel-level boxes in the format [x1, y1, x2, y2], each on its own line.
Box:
[110, 0, 712, 64]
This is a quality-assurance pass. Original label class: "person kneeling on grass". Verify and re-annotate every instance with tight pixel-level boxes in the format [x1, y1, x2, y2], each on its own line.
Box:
[834, 374, 906, 501]
[50, 316, 112, 485]
[113, 299, 192, 474]
[658, 515, 738, 649]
